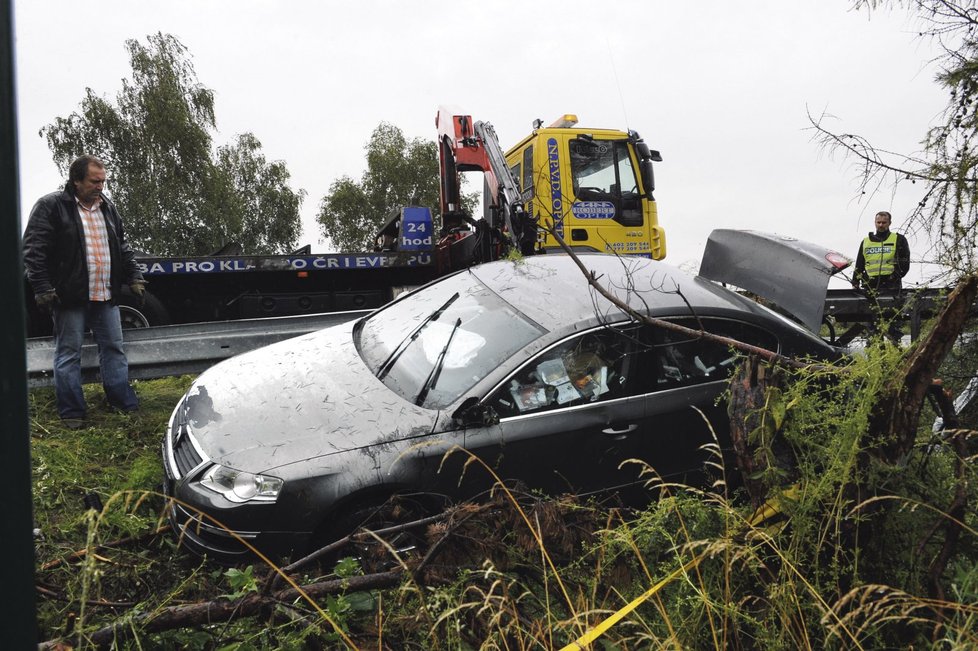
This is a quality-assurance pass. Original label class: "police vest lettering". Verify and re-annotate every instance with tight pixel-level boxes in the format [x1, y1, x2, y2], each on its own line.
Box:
[861, 232, 898, 277]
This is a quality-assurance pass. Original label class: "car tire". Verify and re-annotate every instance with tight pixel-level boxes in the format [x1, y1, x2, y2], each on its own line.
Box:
[118, 286, 170, 329]
[313, 493, 442, 574]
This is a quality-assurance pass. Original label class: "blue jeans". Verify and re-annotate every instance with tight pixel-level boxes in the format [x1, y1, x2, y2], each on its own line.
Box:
[53, 301, 138, 418]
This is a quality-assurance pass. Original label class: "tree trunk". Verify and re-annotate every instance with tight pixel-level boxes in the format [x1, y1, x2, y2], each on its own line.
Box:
[870, 275, 978, 464]
[728, 355, 793, 508]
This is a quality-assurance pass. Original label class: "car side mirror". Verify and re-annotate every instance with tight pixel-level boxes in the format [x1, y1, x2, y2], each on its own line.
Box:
[451, 397, 499, 427]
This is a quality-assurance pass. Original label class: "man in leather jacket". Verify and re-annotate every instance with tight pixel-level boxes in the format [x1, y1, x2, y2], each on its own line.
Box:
[23, 155, 145, 427]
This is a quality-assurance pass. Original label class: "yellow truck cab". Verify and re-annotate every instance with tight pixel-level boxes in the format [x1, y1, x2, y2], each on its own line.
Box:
[505, 115, 666, 259]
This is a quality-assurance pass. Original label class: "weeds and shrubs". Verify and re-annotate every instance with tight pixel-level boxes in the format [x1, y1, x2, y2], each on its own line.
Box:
[28, 337, 978, 648]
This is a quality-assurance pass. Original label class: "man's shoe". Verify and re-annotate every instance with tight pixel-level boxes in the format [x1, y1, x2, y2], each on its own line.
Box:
[61, 418, 86, 430]
[105, 403, 138, 415]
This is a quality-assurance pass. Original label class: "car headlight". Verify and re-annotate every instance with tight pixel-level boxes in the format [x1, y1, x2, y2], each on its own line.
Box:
[200, 465, 283, 503]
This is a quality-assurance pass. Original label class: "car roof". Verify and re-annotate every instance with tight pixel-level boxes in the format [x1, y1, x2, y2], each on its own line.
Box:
[469, 253, 777, 333]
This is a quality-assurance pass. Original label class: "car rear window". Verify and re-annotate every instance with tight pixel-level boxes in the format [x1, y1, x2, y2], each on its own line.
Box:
[356, 271, 546, 409]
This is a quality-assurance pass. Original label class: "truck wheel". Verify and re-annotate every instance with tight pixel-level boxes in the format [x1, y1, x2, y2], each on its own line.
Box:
[118, 287, 171, 329]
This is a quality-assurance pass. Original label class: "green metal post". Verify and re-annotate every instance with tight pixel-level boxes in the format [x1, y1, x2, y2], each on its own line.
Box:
[0, 0, 39, 646]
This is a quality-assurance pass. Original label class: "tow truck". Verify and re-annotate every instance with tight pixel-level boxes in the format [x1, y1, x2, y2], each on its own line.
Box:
[26, 109, 666, 336]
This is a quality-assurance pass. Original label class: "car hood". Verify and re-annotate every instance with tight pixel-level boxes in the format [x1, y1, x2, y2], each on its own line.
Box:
[180, 321, 439, 473]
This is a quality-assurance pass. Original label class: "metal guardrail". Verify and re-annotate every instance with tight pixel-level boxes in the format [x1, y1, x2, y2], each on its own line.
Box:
[26, 310, 369, 388]
[823, 286, 952, 345]
[24, 287, 972, 388]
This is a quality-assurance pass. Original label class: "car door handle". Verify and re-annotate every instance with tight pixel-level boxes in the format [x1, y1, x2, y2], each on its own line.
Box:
[602, 424, 638, 438]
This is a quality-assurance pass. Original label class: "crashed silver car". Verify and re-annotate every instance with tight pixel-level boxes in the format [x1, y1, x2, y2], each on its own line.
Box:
[162, 233, 845, 562]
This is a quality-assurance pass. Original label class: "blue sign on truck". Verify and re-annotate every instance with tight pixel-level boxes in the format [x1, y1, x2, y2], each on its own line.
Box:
[398, 206, 434, 251]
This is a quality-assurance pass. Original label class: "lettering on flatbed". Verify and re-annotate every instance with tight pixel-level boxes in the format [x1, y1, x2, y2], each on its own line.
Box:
[137, 254, 434, 275]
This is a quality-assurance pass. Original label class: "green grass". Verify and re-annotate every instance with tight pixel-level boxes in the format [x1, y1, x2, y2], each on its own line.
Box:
[30, 377, 189, 540]
[30, 376, 211, 645]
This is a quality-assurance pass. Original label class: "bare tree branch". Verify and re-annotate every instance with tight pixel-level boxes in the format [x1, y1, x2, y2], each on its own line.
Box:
[540, 221, 835, 372]
[38, 570, 405, 650]
[816, 1, 978, 276]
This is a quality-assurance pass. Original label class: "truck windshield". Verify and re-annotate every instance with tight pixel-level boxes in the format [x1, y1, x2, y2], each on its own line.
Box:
[356, 271, 545, 409]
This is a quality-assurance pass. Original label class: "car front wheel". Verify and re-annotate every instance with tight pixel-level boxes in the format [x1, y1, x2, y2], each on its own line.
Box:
[314, 493, 442, 574]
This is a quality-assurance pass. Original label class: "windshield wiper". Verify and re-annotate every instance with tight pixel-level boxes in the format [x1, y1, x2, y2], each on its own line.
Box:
[415, 317, 462, 407]
[376, 292, 460, 381]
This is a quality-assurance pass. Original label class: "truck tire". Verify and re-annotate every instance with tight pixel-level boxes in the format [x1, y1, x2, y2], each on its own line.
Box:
[118, 287, 171, 329]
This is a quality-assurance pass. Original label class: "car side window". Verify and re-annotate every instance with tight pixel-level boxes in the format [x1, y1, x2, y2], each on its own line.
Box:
[651, 319, 778, 390]
[488, 327, 636, 418]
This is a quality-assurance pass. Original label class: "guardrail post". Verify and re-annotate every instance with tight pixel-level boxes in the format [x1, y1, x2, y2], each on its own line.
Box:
[910, 295, 923, 341]
[0, 0, 39, 645]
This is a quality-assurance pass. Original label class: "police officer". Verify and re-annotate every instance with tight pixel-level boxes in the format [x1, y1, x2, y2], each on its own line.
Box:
[851, 211, 911, 341]
[852, 211, 910, 292]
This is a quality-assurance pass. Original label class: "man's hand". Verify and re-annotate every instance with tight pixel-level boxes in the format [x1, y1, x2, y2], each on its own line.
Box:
[35, 290, 58, 314]
[129, 281, 146, 306]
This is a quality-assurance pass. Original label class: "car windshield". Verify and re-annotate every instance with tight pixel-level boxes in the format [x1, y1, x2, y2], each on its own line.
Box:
[356, 270, 546, 409]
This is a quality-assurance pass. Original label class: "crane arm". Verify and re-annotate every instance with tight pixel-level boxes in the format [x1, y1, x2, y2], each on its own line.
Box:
[435, 107, 536, 255]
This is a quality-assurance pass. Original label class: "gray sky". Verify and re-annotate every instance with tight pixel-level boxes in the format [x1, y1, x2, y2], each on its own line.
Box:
[13, 0, 948, 285]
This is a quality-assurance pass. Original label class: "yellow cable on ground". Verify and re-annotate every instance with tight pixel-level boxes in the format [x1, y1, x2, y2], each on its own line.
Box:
[558, 554, 707, 651]
[559, 490, 794, 650]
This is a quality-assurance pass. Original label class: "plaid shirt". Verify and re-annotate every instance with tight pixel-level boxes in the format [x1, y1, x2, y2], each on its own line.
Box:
[77, 197, 112, 301]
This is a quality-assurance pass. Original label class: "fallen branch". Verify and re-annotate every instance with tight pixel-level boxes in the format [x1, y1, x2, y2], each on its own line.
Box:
[39, 569, 406, 650]
[35, 582, 137, 609]
[39, 524, 171, 572]
[264, 508, 456, 594]
[39, 493, 583, 648]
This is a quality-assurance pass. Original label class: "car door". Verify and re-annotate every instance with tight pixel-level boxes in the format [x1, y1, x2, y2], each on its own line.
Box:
[606, 317, 781, 495]
[441, 318, 778, 505]
[450, 325, 650, 501]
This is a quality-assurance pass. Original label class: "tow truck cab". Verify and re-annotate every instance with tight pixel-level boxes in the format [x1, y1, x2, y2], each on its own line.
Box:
[504, 115, 666, 260]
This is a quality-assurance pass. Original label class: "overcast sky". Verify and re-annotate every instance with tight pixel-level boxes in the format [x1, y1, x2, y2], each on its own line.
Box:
[12, 1, 949, 286]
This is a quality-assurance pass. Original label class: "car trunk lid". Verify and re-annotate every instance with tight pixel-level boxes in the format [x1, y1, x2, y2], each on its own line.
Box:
[698, 229, 851, 333]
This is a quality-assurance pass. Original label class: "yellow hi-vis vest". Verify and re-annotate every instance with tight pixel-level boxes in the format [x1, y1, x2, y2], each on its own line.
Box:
[862, 232, 898, 277]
